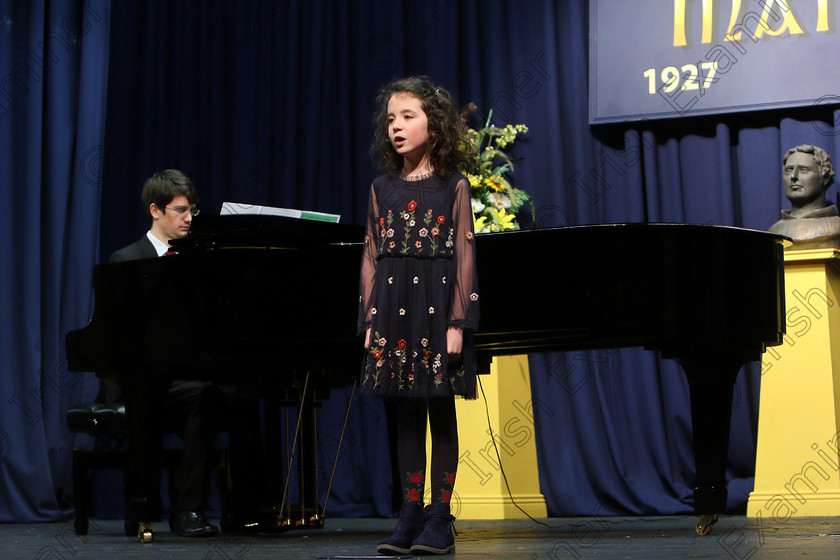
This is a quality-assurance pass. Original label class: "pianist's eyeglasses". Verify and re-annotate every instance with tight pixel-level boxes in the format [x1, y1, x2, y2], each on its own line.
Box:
[165, 206, 200, 217]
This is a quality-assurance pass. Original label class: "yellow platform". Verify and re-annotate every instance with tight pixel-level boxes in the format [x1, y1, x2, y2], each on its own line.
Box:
[747, 248, 840, 519]
[427, 355, 548, 519]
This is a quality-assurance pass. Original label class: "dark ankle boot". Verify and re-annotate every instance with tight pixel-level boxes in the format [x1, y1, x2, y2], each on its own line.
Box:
[377, 501, 425, 555]
[410, 503, 456, 555]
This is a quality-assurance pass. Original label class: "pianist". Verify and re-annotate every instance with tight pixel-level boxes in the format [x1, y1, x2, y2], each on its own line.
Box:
[109, 169, 264, 537]
[769, 144, 840, 249]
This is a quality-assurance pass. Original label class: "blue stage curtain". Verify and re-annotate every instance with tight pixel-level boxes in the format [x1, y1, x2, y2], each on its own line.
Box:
[3, 0, 840, 522]
[0, 0, 110, 521]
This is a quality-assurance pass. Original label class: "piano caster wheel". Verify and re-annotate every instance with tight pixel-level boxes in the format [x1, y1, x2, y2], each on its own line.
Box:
[137, 522, 155, 543]
[695, 514, 718, 536]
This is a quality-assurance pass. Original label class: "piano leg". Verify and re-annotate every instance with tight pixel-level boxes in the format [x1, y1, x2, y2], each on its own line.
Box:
[121, 366, 169, 543]
[669, 350, 756, 536]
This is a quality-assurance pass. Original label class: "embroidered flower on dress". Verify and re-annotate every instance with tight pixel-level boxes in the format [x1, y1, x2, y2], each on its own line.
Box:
[419, 228, 428, 237]
[399, 308, 406, 315]
[398, 339, 407, 349]
[388, 277, 393, 284]
[442, 276, 446, 284]
[431, 227, 439, 236]
[415, 240, 423, 249]
[408, 200, 417, 211]
[466, 231, 474, 240]
[429, 307, 435, 314]
[437, 216, 445, 224]
[371, 307, 377, 315]
[387, 228, 395, 237]
[413, 277, 419, 284]
[470, 293, 479, 301]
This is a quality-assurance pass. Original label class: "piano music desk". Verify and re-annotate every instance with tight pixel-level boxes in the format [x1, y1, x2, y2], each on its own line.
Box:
[749, 248, 840, 518]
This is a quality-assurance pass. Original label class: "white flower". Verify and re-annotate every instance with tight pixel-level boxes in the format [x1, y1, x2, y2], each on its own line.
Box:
[413, 277, 419, 284]
[429, 307, 435, 314]
[399, 308, 406, 315]
[488, 192, 512, 209]
[371, 307, 377, 315]
[471, 198, 486, 213]
[388, 277, 394, 284]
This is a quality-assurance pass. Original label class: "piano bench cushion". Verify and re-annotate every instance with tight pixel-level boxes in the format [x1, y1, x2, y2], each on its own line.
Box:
[66, 403, 127, 436]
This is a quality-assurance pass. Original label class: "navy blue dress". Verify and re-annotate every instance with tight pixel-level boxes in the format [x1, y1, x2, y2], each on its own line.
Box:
[358, 172, 479, 399]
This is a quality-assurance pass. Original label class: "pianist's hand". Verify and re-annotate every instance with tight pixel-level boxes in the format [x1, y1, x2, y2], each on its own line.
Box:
[447, 327, 463, 362]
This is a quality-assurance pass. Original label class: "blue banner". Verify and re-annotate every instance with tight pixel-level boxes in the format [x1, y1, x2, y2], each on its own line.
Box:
[589, 0, 840, 123]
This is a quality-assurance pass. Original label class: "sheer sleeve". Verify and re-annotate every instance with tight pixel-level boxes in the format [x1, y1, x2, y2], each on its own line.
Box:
[448, 177, 479, 330]
[357, 183, 379, 334]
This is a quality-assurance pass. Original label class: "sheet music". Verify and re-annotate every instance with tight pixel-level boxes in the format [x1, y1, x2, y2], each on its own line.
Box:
[220, 202, 340, 223]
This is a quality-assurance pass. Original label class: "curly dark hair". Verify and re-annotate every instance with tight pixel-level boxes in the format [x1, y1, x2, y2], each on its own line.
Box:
[370, 76, 475, 178]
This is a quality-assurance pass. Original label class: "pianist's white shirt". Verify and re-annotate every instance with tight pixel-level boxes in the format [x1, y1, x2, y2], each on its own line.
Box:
[146, 231, 169, 257]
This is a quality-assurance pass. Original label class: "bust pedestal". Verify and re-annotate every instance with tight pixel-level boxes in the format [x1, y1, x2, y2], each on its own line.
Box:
[429, 355, 548, 519]
[747, 248, 840, 519]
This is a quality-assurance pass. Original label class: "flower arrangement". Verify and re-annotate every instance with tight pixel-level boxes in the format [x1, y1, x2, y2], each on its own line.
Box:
[465, 110, 534, 233]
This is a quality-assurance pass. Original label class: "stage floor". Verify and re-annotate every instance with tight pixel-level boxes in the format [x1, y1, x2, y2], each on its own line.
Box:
[1, 515, 838, 559]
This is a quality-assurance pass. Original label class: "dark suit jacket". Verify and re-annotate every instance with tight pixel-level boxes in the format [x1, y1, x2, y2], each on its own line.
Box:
[102, 235, 160, 402]
[110, 235, 158, 263]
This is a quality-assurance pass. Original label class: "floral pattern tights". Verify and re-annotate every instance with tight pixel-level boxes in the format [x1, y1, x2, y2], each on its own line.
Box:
[396, 397, 458, 505]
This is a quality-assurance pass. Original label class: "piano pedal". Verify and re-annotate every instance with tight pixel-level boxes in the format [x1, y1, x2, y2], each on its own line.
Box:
[258, 504, 325, 533]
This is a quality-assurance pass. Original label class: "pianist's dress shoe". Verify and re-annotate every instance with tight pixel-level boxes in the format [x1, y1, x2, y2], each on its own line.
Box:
[170, 510, 219, 537]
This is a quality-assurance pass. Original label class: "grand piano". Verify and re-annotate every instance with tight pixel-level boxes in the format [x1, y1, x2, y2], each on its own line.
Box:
[66, 215, 786, 538]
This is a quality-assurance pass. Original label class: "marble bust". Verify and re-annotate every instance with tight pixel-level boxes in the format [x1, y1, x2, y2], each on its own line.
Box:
[768, 144, 840, 249]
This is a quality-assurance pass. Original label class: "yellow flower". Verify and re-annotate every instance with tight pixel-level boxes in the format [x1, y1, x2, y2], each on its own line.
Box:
[497, 208, 516, 230]
[483, 175, 505, 192]
[467, 174, 481, 188]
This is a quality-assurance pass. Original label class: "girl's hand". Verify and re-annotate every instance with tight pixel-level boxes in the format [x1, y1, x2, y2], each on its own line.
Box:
[447, 327, 463, 362]
[364, 327, 371, 349]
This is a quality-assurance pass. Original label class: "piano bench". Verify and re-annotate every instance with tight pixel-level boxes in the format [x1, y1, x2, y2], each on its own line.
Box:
[67, 402, 230, 537]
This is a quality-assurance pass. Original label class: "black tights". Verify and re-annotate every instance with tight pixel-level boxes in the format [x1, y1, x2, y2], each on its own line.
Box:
[395, 397, 458, 505]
